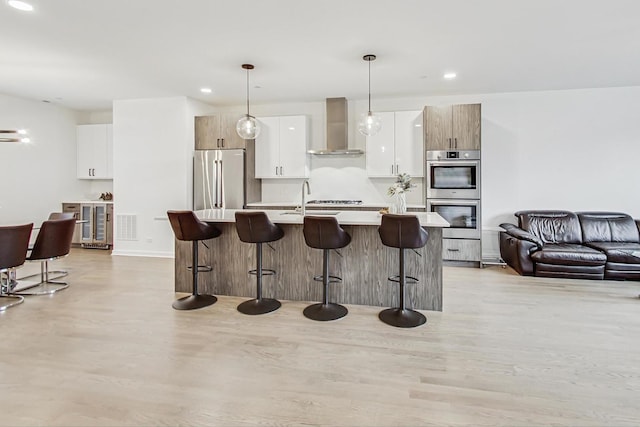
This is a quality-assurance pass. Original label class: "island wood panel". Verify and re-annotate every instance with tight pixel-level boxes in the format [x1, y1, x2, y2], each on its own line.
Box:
[175, 223, 443, 311]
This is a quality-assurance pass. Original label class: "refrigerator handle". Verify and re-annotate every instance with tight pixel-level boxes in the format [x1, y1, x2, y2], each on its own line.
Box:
[213, 159, 220, 208]
[218, 160, 224, 208]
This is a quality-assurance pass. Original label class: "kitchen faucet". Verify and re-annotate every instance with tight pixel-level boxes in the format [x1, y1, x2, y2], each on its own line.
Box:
[301, 179, 311, 216]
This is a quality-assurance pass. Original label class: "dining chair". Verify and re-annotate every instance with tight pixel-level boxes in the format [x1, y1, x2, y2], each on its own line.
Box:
[0, 223, 33, 310]
[14, 218, 76, 295]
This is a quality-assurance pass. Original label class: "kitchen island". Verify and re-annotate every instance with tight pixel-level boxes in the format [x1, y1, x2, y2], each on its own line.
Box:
[174, 209, 449, 311]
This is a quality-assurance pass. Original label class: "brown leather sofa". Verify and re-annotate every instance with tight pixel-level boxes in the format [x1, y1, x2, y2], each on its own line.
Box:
[499, 211, 640, 280]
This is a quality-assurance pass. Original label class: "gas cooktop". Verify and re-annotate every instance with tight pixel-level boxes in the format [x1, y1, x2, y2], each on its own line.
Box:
[306, 200, 363, 205]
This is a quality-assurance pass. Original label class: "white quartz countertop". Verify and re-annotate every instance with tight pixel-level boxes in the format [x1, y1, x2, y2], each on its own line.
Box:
[63, 200, 114, 204]
[196, 209, 449, 227]
[246, 202, 426, 209]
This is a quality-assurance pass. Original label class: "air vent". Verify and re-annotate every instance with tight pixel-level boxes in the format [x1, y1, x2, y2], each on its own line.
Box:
[116, 214, 137, 241]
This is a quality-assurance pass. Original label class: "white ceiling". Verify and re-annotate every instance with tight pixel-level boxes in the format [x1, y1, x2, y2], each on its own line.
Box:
[1, 0, 640, 111]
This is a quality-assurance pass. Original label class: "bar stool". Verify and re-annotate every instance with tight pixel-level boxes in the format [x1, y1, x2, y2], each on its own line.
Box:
[235, 211, 284, 315]
[302, 216, 351, 321]
[167, 210, 221, 310]
[0, 223, 33, 311]
[378, 214, 429, 328]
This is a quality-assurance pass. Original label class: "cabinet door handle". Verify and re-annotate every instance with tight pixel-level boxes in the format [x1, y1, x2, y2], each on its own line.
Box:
[448, 138, 452, 149]
[221, 138, 225, 148]
[454, 138, 458, 149]
[275, 166, 278, 176]
[280, 166, 283, 175]
[391, 165, 394, 175]
[447, 248, 460, 252]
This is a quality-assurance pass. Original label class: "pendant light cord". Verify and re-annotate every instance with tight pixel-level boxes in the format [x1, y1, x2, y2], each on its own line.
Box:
[246, 68, 250, 116]
[368, 58, 371, 113]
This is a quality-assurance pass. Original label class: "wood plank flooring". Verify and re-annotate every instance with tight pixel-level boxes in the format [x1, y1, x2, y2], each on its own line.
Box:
[2, 249, 640, 426]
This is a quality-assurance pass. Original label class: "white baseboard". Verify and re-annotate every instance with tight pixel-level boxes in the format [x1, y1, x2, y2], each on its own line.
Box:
[111, 249, 174, 259]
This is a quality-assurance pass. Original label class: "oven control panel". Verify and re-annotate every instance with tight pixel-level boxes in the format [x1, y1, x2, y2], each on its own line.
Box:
[426, 150, 480, 160]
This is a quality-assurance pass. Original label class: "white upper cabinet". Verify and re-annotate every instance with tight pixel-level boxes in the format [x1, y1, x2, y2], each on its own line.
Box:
[77, 124, 113, 179]
[365, 112, 395, 176]
[255, 115, 308, 179]
[254, 116, 280, 178]
[366, 110, 424, 178]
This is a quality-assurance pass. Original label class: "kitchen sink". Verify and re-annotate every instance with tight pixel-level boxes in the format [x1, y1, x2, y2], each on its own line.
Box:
[280, 210, 339, 216]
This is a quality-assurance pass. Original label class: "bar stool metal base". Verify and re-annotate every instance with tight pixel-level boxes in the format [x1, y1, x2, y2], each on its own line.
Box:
[237, 298, 281, 315]
[303, 302, 348, 321]
[379, 308, 426, 328]
[172, 294, 217, 310]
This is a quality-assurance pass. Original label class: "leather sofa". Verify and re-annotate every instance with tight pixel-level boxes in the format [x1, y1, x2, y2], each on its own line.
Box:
[499, 211, 640, 280]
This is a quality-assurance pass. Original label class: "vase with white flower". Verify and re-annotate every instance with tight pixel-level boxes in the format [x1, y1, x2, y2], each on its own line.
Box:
[387, 173, 414, 214]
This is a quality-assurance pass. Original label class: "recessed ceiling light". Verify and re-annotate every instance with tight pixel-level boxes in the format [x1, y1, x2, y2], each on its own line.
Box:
[8, 0, 34, 11]
[200, 87, 212, 94]
[443, 72, 457, 80]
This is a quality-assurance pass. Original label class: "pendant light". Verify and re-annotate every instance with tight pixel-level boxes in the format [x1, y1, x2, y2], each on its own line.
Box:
[236, 64, 261, 140]
[0, 129, 30, 143]
[357, 54, 382, 136]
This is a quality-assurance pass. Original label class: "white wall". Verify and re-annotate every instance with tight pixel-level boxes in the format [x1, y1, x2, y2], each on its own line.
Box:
[0, 93, 91, 225]
[111, 96, 215, 257]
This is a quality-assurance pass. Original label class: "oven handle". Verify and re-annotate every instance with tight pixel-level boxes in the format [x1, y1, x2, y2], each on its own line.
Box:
[427, 160, 479, 167]
[427, 199, 480, 207]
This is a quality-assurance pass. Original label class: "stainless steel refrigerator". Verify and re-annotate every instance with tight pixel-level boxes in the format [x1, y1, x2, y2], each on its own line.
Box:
[194, 149, 246, 210]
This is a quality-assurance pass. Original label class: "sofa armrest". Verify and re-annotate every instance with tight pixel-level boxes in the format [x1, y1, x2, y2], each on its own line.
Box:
[499, 223, 543, 248]
[499, 231, 537, 276]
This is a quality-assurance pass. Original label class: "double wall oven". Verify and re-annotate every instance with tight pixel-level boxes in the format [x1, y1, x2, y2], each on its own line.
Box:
[426, 150, 481, 240]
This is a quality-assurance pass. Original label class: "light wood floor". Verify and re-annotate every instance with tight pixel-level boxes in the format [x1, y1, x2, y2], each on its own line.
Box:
[2, 249, 640, 426]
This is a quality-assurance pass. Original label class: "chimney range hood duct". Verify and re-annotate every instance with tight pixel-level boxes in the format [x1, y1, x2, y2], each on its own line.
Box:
[308, 97, 364, 155]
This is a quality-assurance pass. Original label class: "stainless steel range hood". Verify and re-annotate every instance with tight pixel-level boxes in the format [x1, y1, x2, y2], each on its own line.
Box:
[308, 97, 364, 155]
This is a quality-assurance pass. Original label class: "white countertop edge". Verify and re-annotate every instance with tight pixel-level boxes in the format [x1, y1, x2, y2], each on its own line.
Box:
[246, 202, 426, 209]
[196, 209, 449, 228]
[62, 200, 114, 204]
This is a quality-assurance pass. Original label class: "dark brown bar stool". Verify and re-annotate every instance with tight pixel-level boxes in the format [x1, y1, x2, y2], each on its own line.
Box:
[167, 210, 221, 310]
[0, 223, 33, 311]
[15, 218, 76, 295]
[235, 211, 284, 315]
[302, 216, 351, 321]
[378, 214, 429, 328]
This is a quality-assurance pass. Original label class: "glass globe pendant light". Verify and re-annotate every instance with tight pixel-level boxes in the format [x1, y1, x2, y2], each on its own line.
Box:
[236, 64, 261, 140]
[357, 54, 382, 136]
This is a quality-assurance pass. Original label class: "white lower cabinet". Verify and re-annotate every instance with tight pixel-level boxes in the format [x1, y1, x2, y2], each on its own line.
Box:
[255, 115, 308, 178]
[442, 238, 481, 262]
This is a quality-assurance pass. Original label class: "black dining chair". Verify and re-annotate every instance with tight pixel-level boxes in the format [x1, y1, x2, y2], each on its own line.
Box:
[14, 218, 76, 295]
[0, 223, 33, 311]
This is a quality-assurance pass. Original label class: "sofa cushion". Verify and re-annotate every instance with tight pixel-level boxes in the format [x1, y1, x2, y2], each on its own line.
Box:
[530, 243, 607, 266]
[535, 262, 605, 280]
[516, 211, 583, 244]
[585, 242, 640, 263]
[577, 212, 640, 243]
